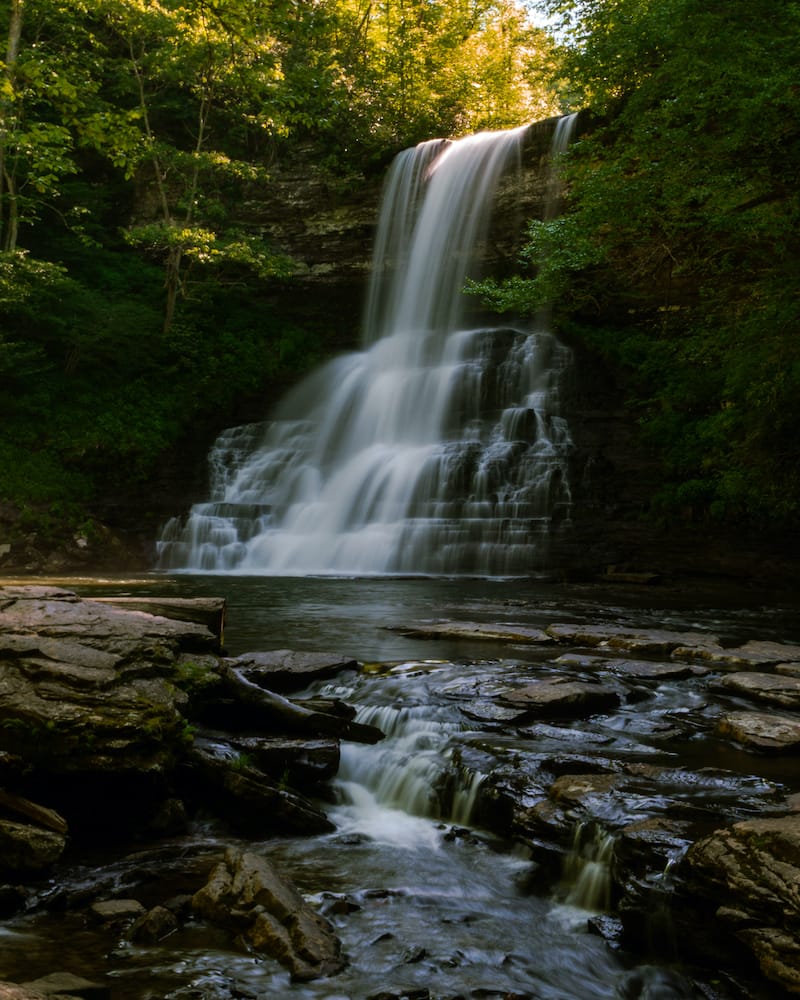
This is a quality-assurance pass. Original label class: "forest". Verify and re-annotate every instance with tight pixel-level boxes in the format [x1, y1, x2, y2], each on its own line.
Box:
[0, 0, 798, 564]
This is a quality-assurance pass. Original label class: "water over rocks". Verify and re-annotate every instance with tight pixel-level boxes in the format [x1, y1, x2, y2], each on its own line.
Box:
[1, 588, 800, 996]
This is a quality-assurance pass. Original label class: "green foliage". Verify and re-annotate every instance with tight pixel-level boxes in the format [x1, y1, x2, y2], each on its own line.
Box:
[481, 0, 800, 528]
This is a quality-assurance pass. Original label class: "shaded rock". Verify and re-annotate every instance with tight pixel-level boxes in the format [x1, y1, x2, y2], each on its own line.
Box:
[716, 711, 800, 752]
[192, 848, 344, 981]
[0, 790, 68, 835]
[128, 904, 178, 944]
[229, 650, 357, 692]
[219, 733, 340, 789]
[685, 813, 800, 994]
[716, 671, 800, 710]
[181, 741, 335, 836]
[501, 679, 621, 718]
[0, 820, 66, 874]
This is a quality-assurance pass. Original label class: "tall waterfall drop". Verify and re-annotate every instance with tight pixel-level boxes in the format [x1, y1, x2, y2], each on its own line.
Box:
[157, 116, 577, 576]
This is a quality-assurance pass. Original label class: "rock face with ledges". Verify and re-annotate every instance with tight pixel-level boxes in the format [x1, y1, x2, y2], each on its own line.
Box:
[685, 813, 800, 995]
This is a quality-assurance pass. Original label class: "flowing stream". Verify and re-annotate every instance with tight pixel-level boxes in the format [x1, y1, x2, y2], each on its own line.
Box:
[157, 118, 576, 576]
[2, 575, 797, 998]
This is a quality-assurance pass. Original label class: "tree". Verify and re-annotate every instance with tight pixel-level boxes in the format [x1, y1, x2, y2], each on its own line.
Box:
[484, 0, 800, 525]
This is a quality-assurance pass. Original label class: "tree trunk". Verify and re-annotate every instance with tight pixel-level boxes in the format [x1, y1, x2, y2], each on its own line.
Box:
[0, 0, 24, 251]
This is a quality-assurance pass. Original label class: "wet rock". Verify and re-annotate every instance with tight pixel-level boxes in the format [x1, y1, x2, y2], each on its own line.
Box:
[716, 711, 800, 752]
[555, 653, 704, 681]
[500, 679, 621, 718]
[228, 650, 358, 692]
[545, 623, 718, 656]
[676, 639, 800, 669]
[715, 671, 800, 709]
[192, 847, 344, 981]
[685, 813, 800, 994]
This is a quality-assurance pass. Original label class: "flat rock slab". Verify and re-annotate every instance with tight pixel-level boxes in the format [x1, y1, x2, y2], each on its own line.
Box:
[554, 653, 703, 680]
[390, 621, 551, 644]
[501, 680, 621, 718]
[229, 650, 358, 692]
[716, 710, 800, 752]
[675, 639, 800, 669]
[716, 671, 800, 709]
[546, 623, 718, 656]
[0, 586, 218, 655]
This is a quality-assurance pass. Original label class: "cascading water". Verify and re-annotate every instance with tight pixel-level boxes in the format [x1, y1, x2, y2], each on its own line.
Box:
[157, 116, 578, 576]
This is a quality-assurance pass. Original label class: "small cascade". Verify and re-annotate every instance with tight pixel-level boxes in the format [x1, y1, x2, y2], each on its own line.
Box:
[330, 701, 487, 844]
[561, 823, 615, 911]
[157, 115, 578, 576]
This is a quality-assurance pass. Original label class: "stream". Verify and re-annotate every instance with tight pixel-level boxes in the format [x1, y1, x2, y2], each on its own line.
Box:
[2, 574, 799, 999]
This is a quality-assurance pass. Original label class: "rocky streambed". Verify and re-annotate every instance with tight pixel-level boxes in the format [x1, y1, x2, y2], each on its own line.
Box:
[1, 584, 799, 999]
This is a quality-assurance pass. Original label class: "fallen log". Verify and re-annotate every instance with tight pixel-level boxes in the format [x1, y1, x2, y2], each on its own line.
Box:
[223, 665, 384, 744]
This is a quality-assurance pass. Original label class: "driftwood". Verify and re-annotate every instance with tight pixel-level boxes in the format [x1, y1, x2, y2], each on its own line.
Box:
[223, 665, 384, 745]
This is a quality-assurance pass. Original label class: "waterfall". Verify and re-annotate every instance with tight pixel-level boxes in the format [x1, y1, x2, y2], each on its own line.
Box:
[157, 116, 578, 576]
[561, 823, 615, 911]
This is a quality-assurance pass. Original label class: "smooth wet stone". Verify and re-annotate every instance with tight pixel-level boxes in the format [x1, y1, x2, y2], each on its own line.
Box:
[228, 650, 358, 692]
[391, 621, 552, 644]
[686, 813, 800, 994]
[716, 671, 800, 709]
[545, 623, 718, 656]
[501, 679, 621, 718]
[554, 653, 704, 680]
[193, 848, 344, 981]
[716, 711, 800, 752]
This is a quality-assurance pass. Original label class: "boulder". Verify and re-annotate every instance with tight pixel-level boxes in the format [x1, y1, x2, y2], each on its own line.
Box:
[685, 813, 800, 994]
[192, 848, 344, 981]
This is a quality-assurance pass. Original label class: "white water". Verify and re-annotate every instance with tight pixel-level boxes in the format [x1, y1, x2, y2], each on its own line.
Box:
[158, 117, 577, 575]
